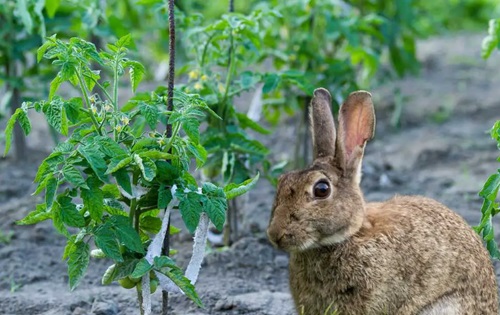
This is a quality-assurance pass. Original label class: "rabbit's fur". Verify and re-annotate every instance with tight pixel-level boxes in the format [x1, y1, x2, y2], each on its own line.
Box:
[267, 88, 498, 315]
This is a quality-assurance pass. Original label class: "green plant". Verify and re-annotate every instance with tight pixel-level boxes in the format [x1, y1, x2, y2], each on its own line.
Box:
[475, 19, 500, 259]
[0, 229, 14, 244]
[3, 33, 257, 314]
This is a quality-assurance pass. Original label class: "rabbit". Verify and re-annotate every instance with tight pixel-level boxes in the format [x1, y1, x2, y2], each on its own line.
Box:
[267, 88, 499, 315]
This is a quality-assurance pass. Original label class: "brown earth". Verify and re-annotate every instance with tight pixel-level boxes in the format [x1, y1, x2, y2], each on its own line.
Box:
[1, 33, 500, 315]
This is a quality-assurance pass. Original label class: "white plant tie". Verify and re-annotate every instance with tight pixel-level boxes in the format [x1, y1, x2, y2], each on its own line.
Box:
[141, 185, 210, 314]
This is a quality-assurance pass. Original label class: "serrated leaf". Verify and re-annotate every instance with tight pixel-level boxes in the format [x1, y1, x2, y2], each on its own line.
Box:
[126, 61, 145, 93]
[44, 99, 67, 135]
[3, 108, 20, 156]
[224, 173, 260, 200]
[130, 258, 152, 279]
[52, 201, 69, 237]
[134, 155, 157, 182]
[202, 183, 227, 230]
[68, 241, 90, 291]
[58, 196, 85, 228]
[102, 259, 140, 285]
[186, 143, 207, 168]
[479, 173, 500, 201]
[140, 216, 162, 234]
[95, 136, 127, 157]
[78, 145, 108, 183]
[153, 256, 177, 269]
[228, 133, 269, 156]
[116, 34, 132, 48]
[139, 103, 159, 129]
[81, 177, 104, 222]
[106, 156, 133, 174]
[17, 109, 31, 135]
[16, 204, 51, 225]
[236, 113, 270, 135]
[178, 192, 204, 233]
[49, 75, 63, 101]
[94, 226, 123, 262]
[158, 184, 172, 209]
[110, 215, 144, 254]
[45, 176, 58, 210]
[63, 165, 88, 189]
[138, 150, 176, 160]
[63, 235, 77, 260]
[166, 269, 203, 307]
[182, 119, 200, 144]
[37, 39, 53, 62]
[102, 184, 121, 198]
[114, 168, 132, 196]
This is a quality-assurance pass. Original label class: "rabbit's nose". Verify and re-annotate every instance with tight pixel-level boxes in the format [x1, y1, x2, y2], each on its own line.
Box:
[267, 224, 285, 247]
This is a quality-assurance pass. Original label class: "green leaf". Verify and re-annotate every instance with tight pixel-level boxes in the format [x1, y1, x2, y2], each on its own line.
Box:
[95, 136, 127, 157]
[178, 192, 204, 233]
[44, 99, 68, 136]
[182, 119, 200, 144]
[139, 103, 159, 130]
[3, 108, 20, 156]
[186, 143, 207, 168]
[116, 34, 132, 48]
[158, 184, 172, 209]
[45, 176, 58, 210]
[45, 0, 61, 18]
[262, 73, 280, 93]
[63, 235, 77, 260]
[68, 241, 90, 291]
[236, 113, 271, 135]
[140, 216, 162, 234]
[17, 108, 31, 135]
[63, 165, 89, 189]
[102, 184, 121, 198]
[134, 155, 157, 182]
[228, 133, 269, 156]
[52, 201, 70, 237]
[78, 145, 108, 183]
[114, 168, 132, 196]
[138, 150, 176, 161]
[479, 173, 500, 201]
[166, 269, 203, 307]
[126, 61, 145, 93]
[16, 204, 51, 225]
[102, 259, 140, 285]
[94, 226, 123, 262]
[37, 39, 53, 62]
[106, 156, 133, 174]
[110, 215, 145, 254]
[224, 173, 260, 200]
[153, 256, 177, 269]
[130, 258, 153, 279]
[59, 196, 85, 228]
[202, 183, 227, 230]
[49, 75, 63, 101]
[81, 177, 104, 222]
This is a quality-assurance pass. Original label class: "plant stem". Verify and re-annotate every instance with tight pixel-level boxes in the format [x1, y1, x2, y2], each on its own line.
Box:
[76, 72, 103, 136]
[163, 0, 176, 314]
[229, 0, 234, 12]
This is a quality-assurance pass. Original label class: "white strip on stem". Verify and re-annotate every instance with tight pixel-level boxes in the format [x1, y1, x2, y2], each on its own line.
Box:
[185, 212, 209, 284]
[142, 274, 151, 315]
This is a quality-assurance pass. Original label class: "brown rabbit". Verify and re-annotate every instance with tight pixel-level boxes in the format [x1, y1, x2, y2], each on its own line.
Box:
[267, 88, 499, 315]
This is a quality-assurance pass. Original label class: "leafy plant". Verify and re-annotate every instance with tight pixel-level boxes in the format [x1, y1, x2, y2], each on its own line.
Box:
[475, 19, 500, 259]
[3, 34, 256, 313]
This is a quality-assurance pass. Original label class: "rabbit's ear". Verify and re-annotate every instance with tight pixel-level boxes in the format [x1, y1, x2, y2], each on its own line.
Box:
[310, 88, 336, 159]
[337, 91, 375, 175]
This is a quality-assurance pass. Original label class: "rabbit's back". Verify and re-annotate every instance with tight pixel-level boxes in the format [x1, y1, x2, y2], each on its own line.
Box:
[289, 195, 498, 315]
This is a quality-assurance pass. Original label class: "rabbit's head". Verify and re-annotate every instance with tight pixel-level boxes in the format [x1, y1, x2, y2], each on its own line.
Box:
[267, 88, 375, 252]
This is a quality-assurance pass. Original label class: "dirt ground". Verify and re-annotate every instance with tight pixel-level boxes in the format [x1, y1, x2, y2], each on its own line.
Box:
[1, 33, 500, 315]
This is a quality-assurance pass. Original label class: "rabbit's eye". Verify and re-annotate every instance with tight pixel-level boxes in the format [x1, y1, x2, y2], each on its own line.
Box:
[313, 181, 330, 198]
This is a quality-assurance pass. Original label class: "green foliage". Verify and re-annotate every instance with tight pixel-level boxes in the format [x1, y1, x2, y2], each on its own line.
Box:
[475, 120, 500, 259]
[476, 22, 500, 259]
[4, 35, 235, 306]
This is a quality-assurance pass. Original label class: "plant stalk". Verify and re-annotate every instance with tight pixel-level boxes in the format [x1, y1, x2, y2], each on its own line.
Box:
[162, 0, 176, 314]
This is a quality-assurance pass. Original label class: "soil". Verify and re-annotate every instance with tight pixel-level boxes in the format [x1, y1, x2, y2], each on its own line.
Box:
[1, 33, 500, 315]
